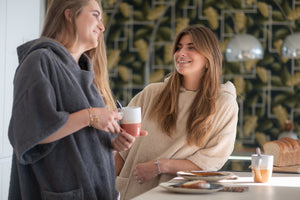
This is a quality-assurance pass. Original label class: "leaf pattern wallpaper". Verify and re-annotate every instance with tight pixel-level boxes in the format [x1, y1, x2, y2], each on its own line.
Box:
[47, 0, 300, 149]
[102, 0, 300, 149]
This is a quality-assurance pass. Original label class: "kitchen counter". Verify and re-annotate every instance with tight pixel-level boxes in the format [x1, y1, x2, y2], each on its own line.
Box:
[132, 171, 300, 200]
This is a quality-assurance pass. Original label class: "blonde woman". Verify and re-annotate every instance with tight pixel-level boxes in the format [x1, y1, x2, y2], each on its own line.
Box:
[115, 25, 239, 199]
[8, 0, 140, 199]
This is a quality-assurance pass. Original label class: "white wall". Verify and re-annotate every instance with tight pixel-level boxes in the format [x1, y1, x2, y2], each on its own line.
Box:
[0, 0, 44, 199]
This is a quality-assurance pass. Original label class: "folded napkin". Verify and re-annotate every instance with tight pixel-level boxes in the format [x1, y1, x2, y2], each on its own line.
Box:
[220, 186, 249, 192]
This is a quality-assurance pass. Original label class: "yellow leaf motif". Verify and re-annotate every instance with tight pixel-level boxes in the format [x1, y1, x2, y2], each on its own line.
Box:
[107, 0, 117, 7]
[134, 39, 148, 62]
[246, 0, 255, 6]
[287, 6, 300, 20]
[176, 18, 190, 34]
[257, 2, 269, 18]
[244, 59, 258, 71]
[118, 65, 131, 82]
[273, 39, 283, 54]
[147, 5, 166, 20]
[272, 105, 288, 128]
[243, 116, 258, 136]
[255, 132, 268, 148]
[120, 2, 131, 18]
[149, 69, 164, 83]
[164, 44, 173, 64]
[234, 77, 246, 96]
[219, 39, 229, 54]
[102, 12, 109, 27]
[235, 12, 247, 31]
[256, 66, 268, 83]
[203, 7, 219, 30]
[107, 50, 120, 70]
[286, 72, 300, 86]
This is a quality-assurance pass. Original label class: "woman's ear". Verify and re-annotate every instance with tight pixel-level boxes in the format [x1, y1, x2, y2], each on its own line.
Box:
[64, 9, 73, 23]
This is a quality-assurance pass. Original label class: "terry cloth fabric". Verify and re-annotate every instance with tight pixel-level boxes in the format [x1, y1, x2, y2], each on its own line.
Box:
[116, 81, 239, 200]
[8, 37, 118, 200]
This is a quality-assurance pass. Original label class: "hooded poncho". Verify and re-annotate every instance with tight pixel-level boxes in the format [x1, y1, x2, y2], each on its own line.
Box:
[8, 37, 118, 200]
[116, 81, 239, 199]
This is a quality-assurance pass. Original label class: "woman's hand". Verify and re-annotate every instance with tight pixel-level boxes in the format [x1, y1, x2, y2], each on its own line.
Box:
[111, 130, 135, 152]
[91, 108, 122, 134]
[134, 158, 201, 184]
[134, 160, 159, 184]
[111, 130, 148, 152]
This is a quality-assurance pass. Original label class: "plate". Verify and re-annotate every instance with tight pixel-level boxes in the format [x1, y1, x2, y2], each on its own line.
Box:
[177, 171, 235, 182]
[160, 182, 224, 194]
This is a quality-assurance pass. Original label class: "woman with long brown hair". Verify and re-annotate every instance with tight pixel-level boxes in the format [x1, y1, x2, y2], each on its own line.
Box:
[115, 25, 239, 199]
[8, 0, 140, 199]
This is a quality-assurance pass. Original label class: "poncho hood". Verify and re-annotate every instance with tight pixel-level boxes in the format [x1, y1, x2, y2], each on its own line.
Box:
[17, 37, 91, 70]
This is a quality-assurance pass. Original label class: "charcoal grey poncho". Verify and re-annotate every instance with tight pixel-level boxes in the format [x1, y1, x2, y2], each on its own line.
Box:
[8, 37, 118, 200]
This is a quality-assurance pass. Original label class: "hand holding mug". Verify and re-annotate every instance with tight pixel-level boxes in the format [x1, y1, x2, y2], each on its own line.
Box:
[111, 130, 135, 152]
[112, 129, 148, 152]
[90, 108, 122, 134]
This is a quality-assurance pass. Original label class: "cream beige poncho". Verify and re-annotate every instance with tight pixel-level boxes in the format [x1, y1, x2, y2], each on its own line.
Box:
[116, 81, 239, 200]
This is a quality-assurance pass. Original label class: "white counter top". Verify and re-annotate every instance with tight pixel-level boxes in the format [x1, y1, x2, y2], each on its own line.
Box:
[132, 172, 300, 200]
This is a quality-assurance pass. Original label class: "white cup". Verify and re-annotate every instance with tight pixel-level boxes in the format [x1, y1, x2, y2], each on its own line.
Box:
[120, 107, 141, 137]
[251, 154, 273, 183]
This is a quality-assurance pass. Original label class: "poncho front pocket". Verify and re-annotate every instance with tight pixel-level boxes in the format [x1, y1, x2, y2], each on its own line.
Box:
[116, 176, 129, 199]
[41, 188, 83, 200]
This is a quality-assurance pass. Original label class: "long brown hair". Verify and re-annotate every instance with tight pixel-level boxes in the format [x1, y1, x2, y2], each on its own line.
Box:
[41, 0, 116, 110]
[150, 25, 222, 146]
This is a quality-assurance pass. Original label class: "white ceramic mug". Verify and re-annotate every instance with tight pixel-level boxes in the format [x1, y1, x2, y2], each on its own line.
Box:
[251, 154, 273, 183]
[120, 107, 141, 137]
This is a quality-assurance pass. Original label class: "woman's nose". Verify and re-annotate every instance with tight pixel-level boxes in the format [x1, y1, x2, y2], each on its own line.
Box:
[98, 21, 105, 32]
[179, 49, 186, 56]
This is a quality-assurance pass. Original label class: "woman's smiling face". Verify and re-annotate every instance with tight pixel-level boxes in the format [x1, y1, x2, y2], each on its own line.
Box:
[174, 34, 208, 79]
[75, 0, 105, 51]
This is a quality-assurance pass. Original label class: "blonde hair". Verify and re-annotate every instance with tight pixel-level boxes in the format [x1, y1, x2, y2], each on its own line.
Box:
[150, 25, 222, 146]
[41, 0, 116, 110]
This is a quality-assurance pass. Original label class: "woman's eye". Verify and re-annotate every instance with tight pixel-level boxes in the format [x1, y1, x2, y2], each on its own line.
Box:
[93, 13, 99, 18]
[175, 47, 181, 51]
[189, 46, 195, 50]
